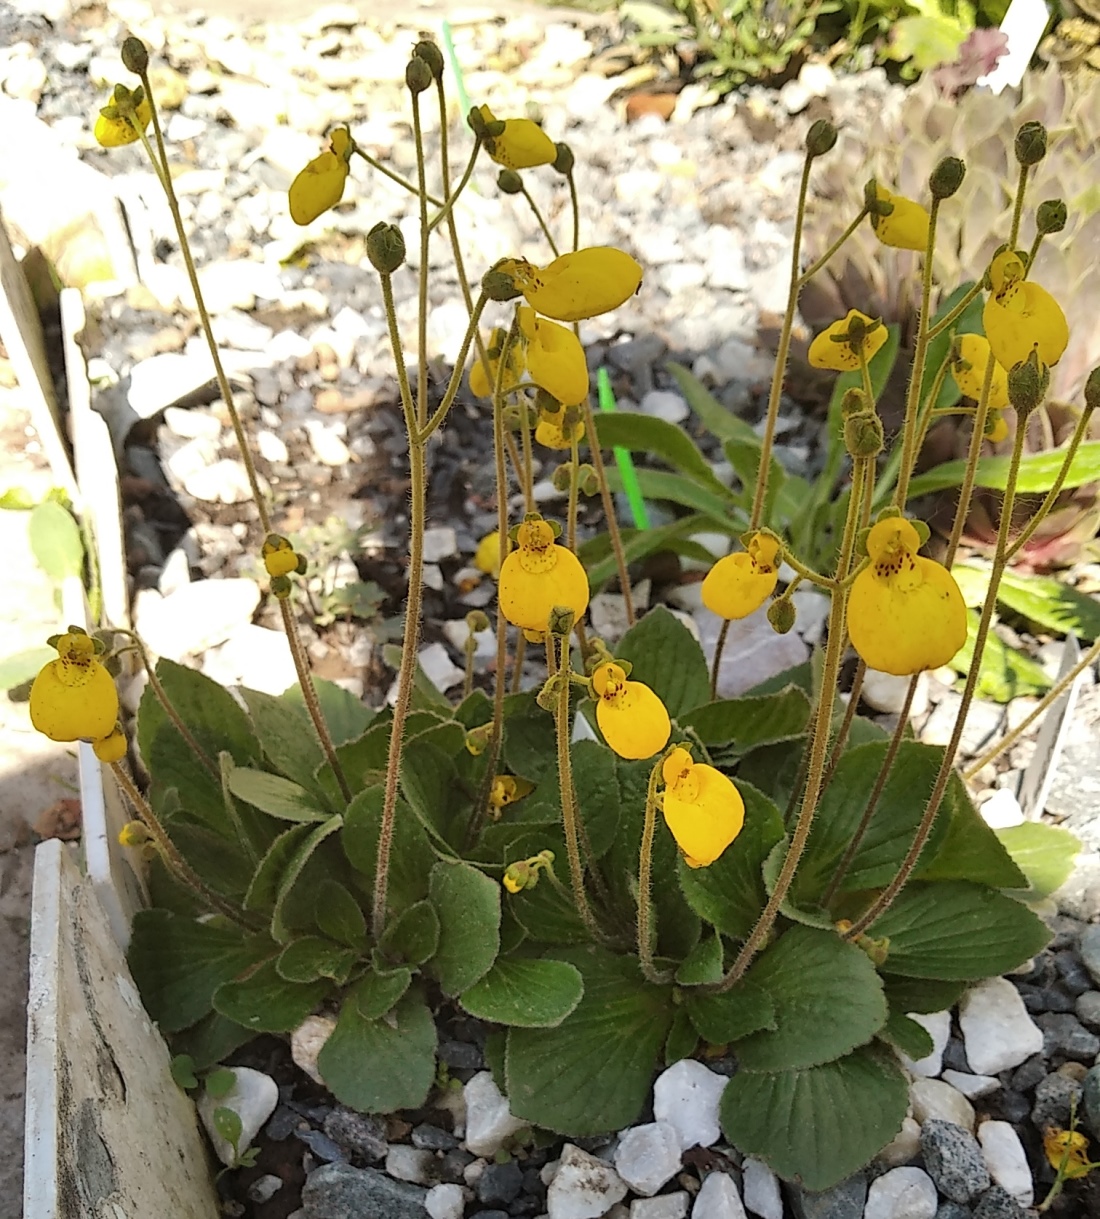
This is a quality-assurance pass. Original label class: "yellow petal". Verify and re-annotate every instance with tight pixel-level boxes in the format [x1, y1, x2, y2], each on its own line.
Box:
[983, 281, 1069, 370]
[94, 95, 152, 147]
[986, 411, 1009, 443]
[514, 248, 643, 323]
[535, 408, 584, 450]
[871, 186, 930, 252]
[519, 308, 589, 405]
[663, 762, 744, 868]
[474, 531, 502, 577]
[498, 529, 589, 634]
[807, 309, 888, 372]
[470, 327, 525, 399]
[30, 657, 119, 743]
[486, 117, 556, 170]
[593, 665, 670, 760]
[701, 551, 778, 620]
[952, 334, 1010, 410]
[93, 728, 127, 763]
[289, 152, 350, 225]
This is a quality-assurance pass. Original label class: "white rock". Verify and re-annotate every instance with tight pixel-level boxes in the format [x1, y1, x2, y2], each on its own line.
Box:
[614, 1121, 682, 1196]
[898, 1010, 951, 1078]
[639, 390, 690, 425]
[909, 1078, 975, 1132]
[164, 405, 222, 440]
[652, 1060, 728, 1150]
[305, 419, 352, 466]
[386, 1144, 436, 1184]
[158, 547, 192, 597]
[741, 1158, 782, 1219]
[290, 1014, 335, 1084]
[256, 429, 290, 464]
[631, 1192, 689, 1219]
[979, 789, 1025, 829]
[418, 641, 465, 692]
[129, 351, 216, 418]
[875, 1117, 922, 1169]
[426, 1183, 466, 1219]
[547, 1144, 628, 1219]
[166, 436, 219, 484]
[184, 458, 256, 504]
[422, 526, 458, 564]
[197, 1067, 278, 1166]
[442, 619, 495, 663]
[863, 1166, 937, 1219]
[691, 1171, 747, 1219]
[136, 577, 261, 661]
[978, 1120, 1034, 1207]
[463, 1072, 526, 1157]
[941, 1070, 1001, 1100]
[202, 624, 297, 695]
[861, 670, 929, 718]
[958, 977, 1044, 1075]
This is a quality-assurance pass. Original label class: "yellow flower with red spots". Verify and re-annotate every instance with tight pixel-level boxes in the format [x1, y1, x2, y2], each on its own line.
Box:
[983, 249, 1069, 370]
[497, 516, 589, 636]
[702, 533, 781, 620]
[30, 629, 119, 744]
[590, 661, 670, 760]
[661, 747, 744, 868]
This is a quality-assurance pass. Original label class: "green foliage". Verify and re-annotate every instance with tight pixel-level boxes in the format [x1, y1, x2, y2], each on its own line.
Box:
[28, 499, 85, 584]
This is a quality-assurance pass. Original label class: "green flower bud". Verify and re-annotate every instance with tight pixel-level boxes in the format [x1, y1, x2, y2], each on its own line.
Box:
[497, 169, 523, 195]
[482, 263, 522, 302]
[1014, 121, 1047, 167]
[405, 56, 433, 94]
[1007, 349, 1049, 415]
[1036, 199, 1067, 235]
[929, 156, 965, 200]
[466, 609, 490, 633]
[270, 574, 293, 599]
[767, 598, 796, 635]
[840, 388, 869, 418]
[844, 412, 884, 458]
[1084, 366, 1100, 414]
[413, 39, 444, 80]
[547, 605, 575, 637]
[551, 462, 573, 493]
[553, 142, 575, 175]
[577, 463, 599, 496]
[366, 221, 406, 273]
[864, 178, 892, 217]
[805, 119, 837, 158]
[121, 37, 149, 75]
[467, 107, 487, 137]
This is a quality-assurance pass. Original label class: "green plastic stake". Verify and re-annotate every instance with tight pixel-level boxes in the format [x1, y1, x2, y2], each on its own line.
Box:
[441, 21, 472, 121]
[597, 368, 650, 530]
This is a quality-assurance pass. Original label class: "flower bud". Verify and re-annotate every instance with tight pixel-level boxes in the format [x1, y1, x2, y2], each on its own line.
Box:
[466, 609, 490, 633]
[467, 106, 488, 137]
[577, 463, 599, 496]
[864, 178, 892, 216]
[1036, 199, 1067, 235]
[413, 39, 444, 80]
[1014, 121, 1047, 167]
[844, 411, 884, 458]
[406, 56, 433, 94]
[551, 462, 573, 493]
[270, 574, 293, 599]
[929, 156, 965, 200]
[553, 142, 575, 176]
[840, 388, 869, 418]
[805, 119, 837, 158]
[482, 264, 522, 302]
[547, 605, 575, 637]
[1007, 349, 1049, 415]
[366, 221, 406, 273]
[465, 723, 492, 755]
[501, 405, 525, 432]
[767, 598, 796, 635]
[536, 673, 564, 711]
[121, 36, 149, 75]
[497, 169, 523, 195]
[119, 820, 153, 847]
[1084, 366, 1100, 414]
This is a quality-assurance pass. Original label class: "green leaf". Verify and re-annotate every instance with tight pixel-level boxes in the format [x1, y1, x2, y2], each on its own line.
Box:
[0, 646, 55, 693]
[226, 767, 330, 822]
[604, 466, 741, 525]
[879, 1011, 934, 1060]
[887, 13, 967, 70]
[460, 957, 584, 1028]
[592, 412, 734, 502]
[505, 947, 672, 1134]
[213, 1106, 243, 1151]
[314, 878, 368, 948]
[513, 742, 620, 860]
[276, 936, 358, 984]
[28, 500, 83, 582]
[996, 822, 1081, 900]
[245, 824, 314, 913]
[341, 786, 436, 910]
[676, 929, 724, 985]
[735, 926, 887, 1071]
[580, 515, 720, 591]
[213, 957, 330, 1032]
[677, 782, 785, 941]
[428, 860, 501, 996]
[615, 606, 710, 718]
[881, 976, 966, 1016]
[916, 771, 1028, 889]
[127, 910, 270, 1033]
[354, 965, 412, 1019]
[994, 570, 1100, 643]
[665, 1008, 699, 1065]
[284, 677, 375, 745]
[240, 688, 330, 800]
[668, 362, 761, 447]
[720, 1045, 909, 1190]
[379, 900, 440, 965]
[169, 1011, 254, 1072]
[684, 981, 776, 1044]
[682, 687, 811, 751]
[170, 1054, 198, 1091]
[317, 988, 437, 1113]
[907, 441, 1100, 499]
[401, 740, 468, 852]
[871, 881, 1051, 979]
[949, 609, 1051, 702]
[271, 815, 344, 943]
[506, 862, 590, 945]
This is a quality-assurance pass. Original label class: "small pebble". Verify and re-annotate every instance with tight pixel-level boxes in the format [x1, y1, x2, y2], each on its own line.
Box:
[1054, 953, 1092, 996]
[1075, 991, 1100, 1030]
[1037, 1012, 1100, 1061]
[296, 1128, 345, 1163]
[972, 1185, 1026, 1219]
[919, 1120, 991, 1204]
[958, 979, 1043, 1075]
[439, 1149, 477, 1184]
[247, 1174, 283, 1203]
[323, 1107, 388, 1163]
[414, 1125, 461, 1152]
[976, 1122, 1032, 1208]
[940, 1071, 1000, 1101]
[909, 1079, 975, 1132]
[386, 1144, 438, 1185]
[546, 1144, 627, 1219]
[690, 1172, 746, 1219]
[477, 1161, 524, 1206]
[614, 1122, 682, 1197]
[652, 1060, 727, 1150]
[741, 1158, 782, 1219]
[426, 1182, 466, 1219]
[1077, 925, 1100, 986]
[863, 1166, 937, 1219]
[631, 1191, 690, 1219]
[1030, 1072, 1083, 1134]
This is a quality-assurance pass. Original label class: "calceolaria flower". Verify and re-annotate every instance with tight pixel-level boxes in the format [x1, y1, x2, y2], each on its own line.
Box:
[498, 516, 589, 635]
[951, 334, 1010, 411]
[473, 530, 502, 577]
[470, 327, 525, 399]
[477, 105, 556, 170]
[983, 249, 1069, 370]
[94, 83, 152, 147]
[590, 661, 671, 760]
[30, 629, 119, 744]
[661, 747, 745, 868]
[519, 307, 588, 405]
[1043, 1127, 1093, 1179]
[93, 727, 128, 764]
[869, 183, 930, 252]
[289, 126, 354, 226]
[808, 310, 888, 372]
[488, 774, 533, 813]
[502, 849, 555, 894]
[985, 411, 1009, 444]
[496, 248, 643, 322]
[262, 534, 305, 579]
[702, 533, 780, 620]
[535, 401, 585, 450]
[847, 517, 967, 676]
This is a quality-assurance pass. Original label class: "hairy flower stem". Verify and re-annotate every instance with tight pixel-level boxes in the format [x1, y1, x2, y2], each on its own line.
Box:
[926, 283, 983, 342]
[965, 636, 1100, 782]
[520, 184, 560, 257]
[893, 199, 941, 506]
[709, 620, 730, 700]
[945, 352, 997, 566]
[1008, 163, 1030, 250]
[278, 598, 351, 801]
[846, 423, 1030, 938]
[567, 171, 580, 253]
[819, 659, 866, 790]
[111, 761, 254, 929]
[637, 759, 671, 984]
[567, 435, 581, 552]
[412, 92, 431, 431]
[427, 136, 482, 234]
[721, 456, 871, 989]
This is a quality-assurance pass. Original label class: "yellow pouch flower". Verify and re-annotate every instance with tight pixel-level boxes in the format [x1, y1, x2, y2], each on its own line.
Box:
[870, 185, 930, 252]
[847, 518, 967, 676]
[951, 334, 1010, 411]
[983, 250, 1069, 370]
[94, 87, 152, 147]
[30, 631, 119, 743]
[519, 308, 589, 405]
[470, 327, 525, 399]
[500, 248, 643, 322]
[93, 728, 128, 763]
[474, 530, 502, 577]
[661, 747, 744, 868]
[535, 405, 584, 450]
[262, 534, 301, 578]
[498, 518, 589, 635]
[985, 411, 1009, 443]
[808, 310, 889, 372]
[289, 126, 353, 226]
[591, 662, 671, 760]
[701, 533, 780, 620]
[478, 105, 556, 170]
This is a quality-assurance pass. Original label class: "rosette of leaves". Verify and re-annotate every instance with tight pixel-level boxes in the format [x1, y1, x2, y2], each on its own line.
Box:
[124, 611, 1071, 1190]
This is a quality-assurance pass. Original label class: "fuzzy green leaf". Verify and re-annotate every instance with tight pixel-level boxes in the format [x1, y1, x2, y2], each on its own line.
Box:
[28, 500, 84, 582]
[271, 815, 343, 942]
[379, 900, 441, 966]
[879, 1011, 935, 1060]
[428, 860, 501, 996]
[997, 822, 1081, 900]
[908, 441, 1100, 499]
[213, 958, 330, 1032]
[314, 878, 368, 948]
[615, 606, 711, 718]
[682, 687, 811, 751]
[881, 976, 966, 1016]
[226, 768, 330, 822]
[276, 936, 358, 984]
[342, 786, 436, 909]
[240, 688, 330, 801]
[460, 957, 584, 1028]
[916, 772, 1027, 889]
[284, 677, 375, 745]
[949, 610, 1051, 702]
[355, 965, 412, 1019]
[676, 929, 724, 986]
[684, 981, 776, 1044]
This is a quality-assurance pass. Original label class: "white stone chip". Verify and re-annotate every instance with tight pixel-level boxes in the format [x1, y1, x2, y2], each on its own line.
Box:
[958, 977, 1044, 1075]
[909, 1078, 976, 1132]
[197, 1067, 278, 1167]
[422, 526, 458, 564]
[741, 1158, 783, 1219]
[941, 1070, 1001, 1100]
[898, 1010, 951, 1078]
[547, 1144, 628, 1219]
[875, 1117, 922, 1170]
[652, 1060, 728, 1150]
[290, 1014, 335, 1084]
[614, 1121, 682, 1196]
[386, 1145, 437, 1185]
[135, 577, 261, 661]
[631, 1192, 689, 1219]
[463, 1072, 526, 1157]
[863, 1166, 937, 1219]
[690, 1171, 747, 1219]
[426, 1183, 466, 1219]
[978, 1120, 1034, 1208]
